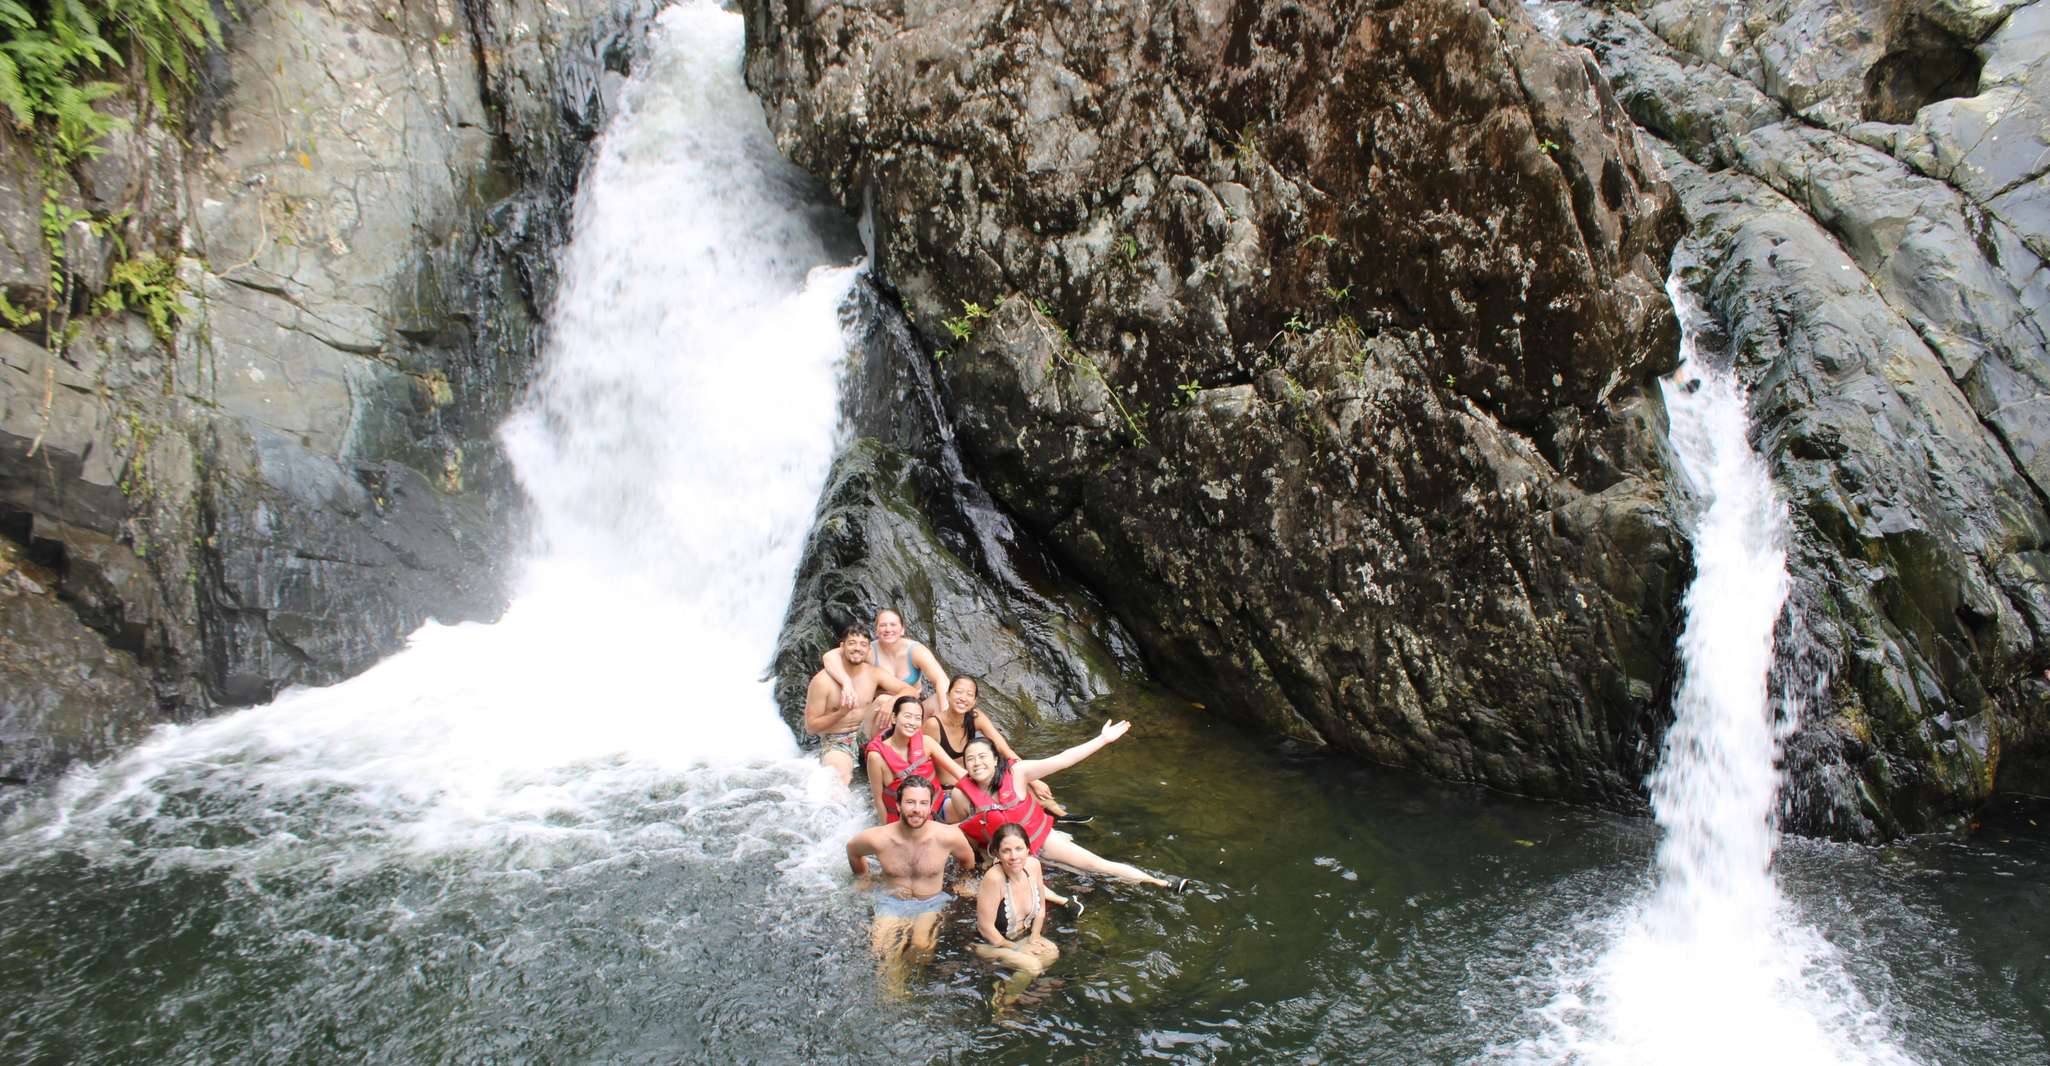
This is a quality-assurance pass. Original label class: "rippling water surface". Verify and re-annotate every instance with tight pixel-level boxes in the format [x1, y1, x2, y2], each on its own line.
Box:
[3, 3, 2046, 1063]
[4, 688, 2045, 1064]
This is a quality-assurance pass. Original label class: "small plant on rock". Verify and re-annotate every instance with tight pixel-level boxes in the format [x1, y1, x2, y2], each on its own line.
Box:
[941, 298, 991, 343]
[95, 252, 188, 343]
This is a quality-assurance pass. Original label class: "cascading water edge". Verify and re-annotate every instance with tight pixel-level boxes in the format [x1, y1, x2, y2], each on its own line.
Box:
[1488, 265, 1919, 1066]
[0, 4, 894, 1060]
[5, 6, 2048, 1063]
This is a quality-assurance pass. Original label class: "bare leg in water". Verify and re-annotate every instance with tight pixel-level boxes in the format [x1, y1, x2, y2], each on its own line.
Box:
[870, 910, 944, 998]
[1039, 831, 1173, 888]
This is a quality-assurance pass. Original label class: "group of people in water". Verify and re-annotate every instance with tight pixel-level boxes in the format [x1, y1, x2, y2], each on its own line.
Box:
[802, 608, 1185, 1001]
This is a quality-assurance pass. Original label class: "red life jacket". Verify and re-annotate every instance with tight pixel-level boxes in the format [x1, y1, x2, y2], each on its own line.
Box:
[950, 769, 1054, 853]
[865, 729, 937, 823]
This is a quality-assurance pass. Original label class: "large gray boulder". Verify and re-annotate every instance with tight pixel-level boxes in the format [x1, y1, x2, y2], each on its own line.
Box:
[772, 283, 1138, 732]
[747, 0, 1691, 807]
[0, 0, 656, 788]
[1550, 0, 2050, 834]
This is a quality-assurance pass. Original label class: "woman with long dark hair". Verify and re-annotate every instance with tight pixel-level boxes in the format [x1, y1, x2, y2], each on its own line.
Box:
[943, 726, 1181, 889]
[924, 676, 1066, 815]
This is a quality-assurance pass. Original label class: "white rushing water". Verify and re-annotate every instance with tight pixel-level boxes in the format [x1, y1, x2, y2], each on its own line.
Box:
[1499, 277, 1916, 1065]
[13, 0, 862, 866]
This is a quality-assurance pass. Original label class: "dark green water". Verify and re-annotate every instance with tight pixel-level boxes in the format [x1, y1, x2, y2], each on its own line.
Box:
[3, 682, 2043, 1065]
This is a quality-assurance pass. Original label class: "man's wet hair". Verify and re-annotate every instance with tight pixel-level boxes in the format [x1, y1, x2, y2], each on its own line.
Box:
[895, 774, 935, 802]
[838, 621, 869, 643]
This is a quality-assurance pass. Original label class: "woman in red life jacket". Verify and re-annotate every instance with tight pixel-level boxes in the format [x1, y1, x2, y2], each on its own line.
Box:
[923, 676, 1067, 816]
[943, 724, 1183, 890]
[865, 695, 966, 823]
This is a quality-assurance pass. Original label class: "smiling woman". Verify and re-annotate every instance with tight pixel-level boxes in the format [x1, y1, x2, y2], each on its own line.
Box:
[945, 723, 1180, 890]
[2, 1, 2047, 1062]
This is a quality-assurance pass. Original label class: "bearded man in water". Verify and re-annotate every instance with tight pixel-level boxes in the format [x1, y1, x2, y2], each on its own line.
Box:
[804, 623, 916, 786]
[845, 775, 974, 994]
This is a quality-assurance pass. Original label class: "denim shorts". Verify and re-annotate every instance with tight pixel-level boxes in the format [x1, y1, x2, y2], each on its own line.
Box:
[872, 890, 952, 920]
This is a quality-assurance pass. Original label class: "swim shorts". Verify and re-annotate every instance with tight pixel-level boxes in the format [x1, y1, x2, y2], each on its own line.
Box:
[873, 890, 953, 920]
[817, 729, 861, 762]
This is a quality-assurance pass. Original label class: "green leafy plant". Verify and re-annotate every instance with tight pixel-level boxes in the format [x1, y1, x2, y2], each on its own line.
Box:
[1230, 125, 1260, 163]
[1176, 379, 1200, 406]
[1305, 233, 1339, 249]
[0, 288, 35, 327]
[1538, 137, 1561, 154]
[941, 298, 991, 343]
[1, 1, 223, 157]
[94, 251, 187, 342]
[1322, 284, 1351, 304]
[1284, 311, 1309, 334]
[1115, 233, 1138, 263]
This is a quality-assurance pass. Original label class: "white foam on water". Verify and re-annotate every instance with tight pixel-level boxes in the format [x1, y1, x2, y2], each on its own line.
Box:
[1489, 276, 1917, 1065]
[6, 0, 861, 874]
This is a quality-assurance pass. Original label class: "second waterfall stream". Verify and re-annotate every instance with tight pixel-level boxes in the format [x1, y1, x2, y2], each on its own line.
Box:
[1499, 273, 1918, 1065]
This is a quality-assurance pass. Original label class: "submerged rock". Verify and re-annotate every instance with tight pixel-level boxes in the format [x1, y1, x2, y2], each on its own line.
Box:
[747, 0, 1688, 807]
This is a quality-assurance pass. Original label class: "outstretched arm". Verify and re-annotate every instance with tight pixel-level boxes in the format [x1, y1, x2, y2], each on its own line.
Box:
[1015, 720, 1131, 784]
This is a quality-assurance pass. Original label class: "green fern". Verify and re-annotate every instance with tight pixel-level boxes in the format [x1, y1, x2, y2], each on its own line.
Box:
[0, 0, 222, 161]
[94, 251, 187, 341]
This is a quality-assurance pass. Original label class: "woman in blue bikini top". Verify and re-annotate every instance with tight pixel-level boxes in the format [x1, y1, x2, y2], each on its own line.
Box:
[820, 607, 951, 736]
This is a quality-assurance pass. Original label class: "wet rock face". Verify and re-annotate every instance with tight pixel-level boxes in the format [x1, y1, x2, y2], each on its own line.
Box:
[0, 545, 157, 792]
[1552, 0, 2050, 835]
[772, 283, 1138, 732]
[0, 1, 655, 785]
[747, 0, 1688, 805]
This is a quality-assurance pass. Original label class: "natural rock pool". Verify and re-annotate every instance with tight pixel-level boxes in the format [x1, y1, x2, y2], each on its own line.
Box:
[2, 683, 2044, 1064]
[4, 4, 2043, 1063]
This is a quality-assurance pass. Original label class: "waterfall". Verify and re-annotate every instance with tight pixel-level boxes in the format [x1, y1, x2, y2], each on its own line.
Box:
[1498, 273, 1918, 1065]
[11, 0, 861, 860]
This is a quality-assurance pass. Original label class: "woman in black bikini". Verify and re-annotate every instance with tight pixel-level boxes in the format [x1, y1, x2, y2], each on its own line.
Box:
[924, 676, 1065, 815]
[974, 822, 1060, 1000]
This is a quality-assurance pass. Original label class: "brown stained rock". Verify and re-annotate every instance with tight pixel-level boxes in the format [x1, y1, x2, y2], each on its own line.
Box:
[748, 0, 1688, 806]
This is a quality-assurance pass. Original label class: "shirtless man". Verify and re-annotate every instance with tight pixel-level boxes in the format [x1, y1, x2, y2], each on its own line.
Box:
[804, 623, 916, 786]
[845, 775, 975, 994]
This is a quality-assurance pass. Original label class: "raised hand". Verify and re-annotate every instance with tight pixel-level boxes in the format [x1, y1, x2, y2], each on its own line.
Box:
[1099, 719, 1131, 743]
